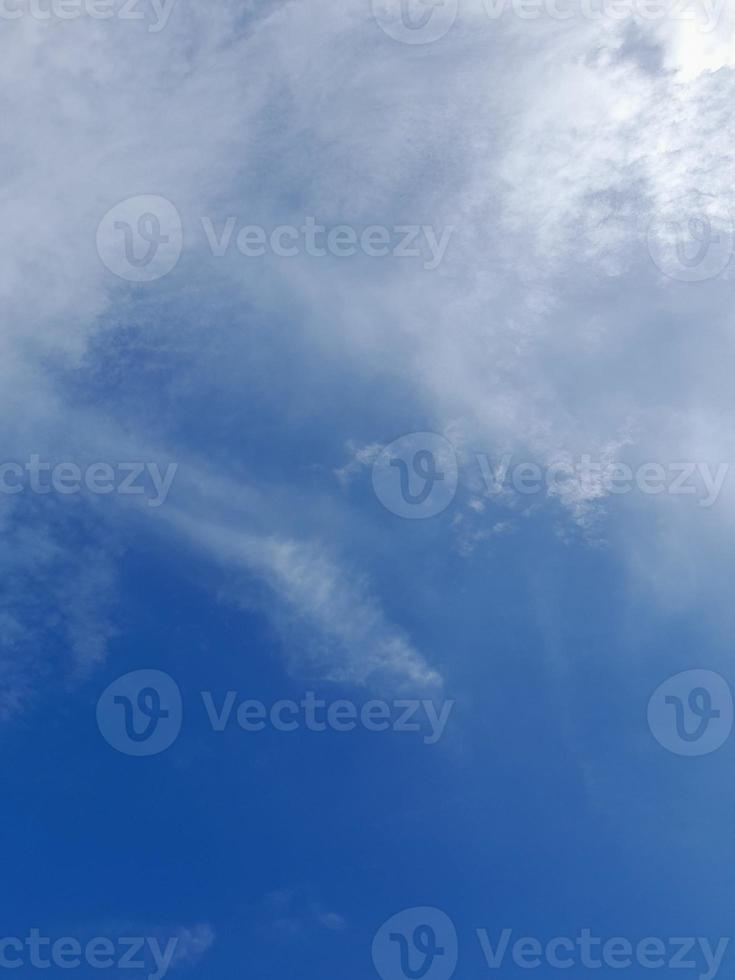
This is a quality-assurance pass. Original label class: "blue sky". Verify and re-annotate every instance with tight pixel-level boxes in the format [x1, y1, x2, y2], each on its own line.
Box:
[2, 0, 735, 978]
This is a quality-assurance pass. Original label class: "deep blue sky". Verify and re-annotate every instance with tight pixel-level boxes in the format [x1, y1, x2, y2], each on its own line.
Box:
[2, 502, 734, 979]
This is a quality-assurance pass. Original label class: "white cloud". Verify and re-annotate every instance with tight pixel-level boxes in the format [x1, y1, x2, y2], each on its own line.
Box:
[165, 503, 441, 689]
[169, 924, 216, 969]
[261, 887, 346, 938]
[3, 0, 735, 700]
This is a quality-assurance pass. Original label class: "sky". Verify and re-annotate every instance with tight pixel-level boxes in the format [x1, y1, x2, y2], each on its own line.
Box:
[2, 0, 735, 978]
